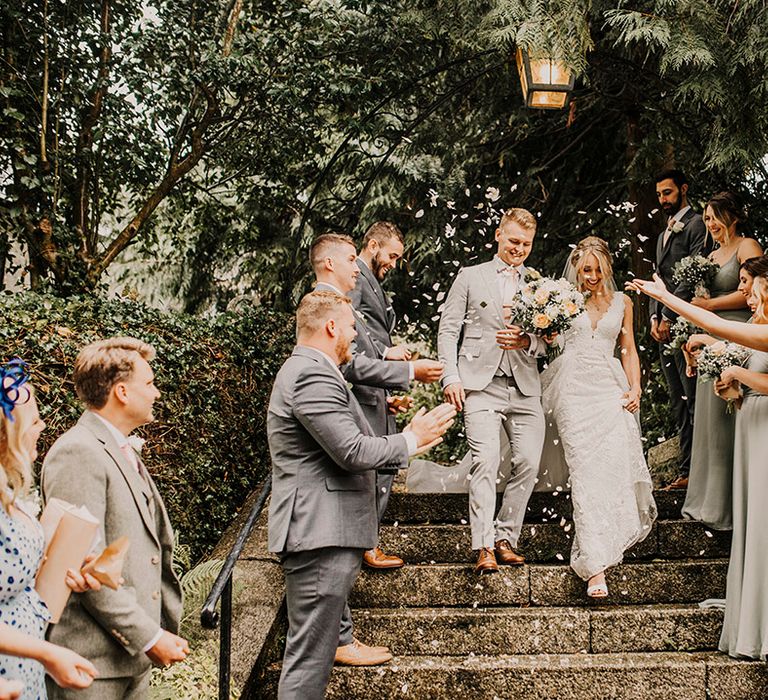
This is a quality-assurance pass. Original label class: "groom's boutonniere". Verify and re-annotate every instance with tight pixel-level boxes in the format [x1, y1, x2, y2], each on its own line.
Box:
[670, 220, 685, 234]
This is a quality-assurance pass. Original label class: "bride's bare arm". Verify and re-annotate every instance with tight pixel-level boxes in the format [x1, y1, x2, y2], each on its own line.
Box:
[629, 275, 768, 352]
[618, 295, 642, 411]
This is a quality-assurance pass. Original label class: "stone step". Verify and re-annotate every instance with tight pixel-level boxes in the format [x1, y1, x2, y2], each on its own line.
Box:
[350, 560, 727, 608]
[384, 489, 687, 524]
[353, 604, 723, 656]
[263, 652, 768, 700]
[378, 519, 731, 564]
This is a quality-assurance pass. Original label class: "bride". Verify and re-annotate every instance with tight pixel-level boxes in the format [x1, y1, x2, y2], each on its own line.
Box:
[544, 236, 656, 596]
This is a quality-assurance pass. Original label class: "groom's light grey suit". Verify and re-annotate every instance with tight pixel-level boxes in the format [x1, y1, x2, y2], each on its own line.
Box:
[268, 346, 410, 700]
[438, 258, 545, 550]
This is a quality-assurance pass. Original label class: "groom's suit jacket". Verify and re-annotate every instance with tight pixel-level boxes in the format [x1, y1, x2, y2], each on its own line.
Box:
[437, 260, 543, 396]
[42, 411, 182, 680]
[651, 207, 708, 323]
[267, 346, 410, 554]
[315, 281, 408, 435]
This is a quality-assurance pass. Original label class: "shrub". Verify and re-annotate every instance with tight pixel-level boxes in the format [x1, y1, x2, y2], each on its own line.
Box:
[0, 292, 295, 563]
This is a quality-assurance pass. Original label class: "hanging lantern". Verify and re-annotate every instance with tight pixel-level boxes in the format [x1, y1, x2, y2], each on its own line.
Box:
[516, 48, 575, 109]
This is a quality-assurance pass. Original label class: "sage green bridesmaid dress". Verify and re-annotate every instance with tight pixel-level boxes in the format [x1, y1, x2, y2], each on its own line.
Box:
[683, 252, 751, 530]
[719, 348, 768, 659]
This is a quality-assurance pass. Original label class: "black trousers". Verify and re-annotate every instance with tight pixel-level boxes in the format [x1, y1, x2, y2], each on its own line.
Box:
[658, 342, 697, 474]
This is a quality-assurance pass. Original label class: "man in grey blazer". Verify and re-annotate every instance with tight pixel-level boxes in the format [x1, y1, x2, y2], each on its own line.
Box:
[42, 338, 186, 700]
[438, 208, 548, 575]
[652, 170, 708, 489]
[311, 233, 443, 572]
[268, 291, 454, 700]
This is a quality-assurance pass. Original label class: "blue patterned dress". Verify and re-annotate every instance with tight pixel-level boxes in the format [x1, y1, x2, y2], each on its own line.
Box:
[0, 500, 51, 700]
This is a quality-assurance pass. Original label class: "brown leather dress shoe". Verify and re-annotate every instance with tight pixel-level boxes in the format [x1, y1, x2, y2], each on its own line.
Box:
[363, 546, 404, 570]
[334, 639, 393, 666]
[475, 547, 499, 575]
[495, 539, 525, 565]
[664, 475, 689, 491]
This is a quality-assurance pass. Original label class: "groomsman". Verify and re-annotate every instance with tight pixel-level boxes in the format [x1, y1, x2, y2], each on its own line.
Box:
[348, 222, 412, 569]
[437, 208, 548, 575]
[267, 291, 455, 700]
[651, 170, 708, 490]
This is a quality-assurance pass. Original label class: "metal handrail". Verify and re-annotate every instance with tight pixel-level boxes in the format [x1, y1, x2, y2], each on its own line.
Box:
[201, 474, 272, 700]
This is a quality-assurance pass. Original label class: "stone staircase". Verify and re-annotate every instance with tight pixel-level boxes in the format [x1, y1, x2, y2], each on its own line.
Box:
[255, 488, 768, 699]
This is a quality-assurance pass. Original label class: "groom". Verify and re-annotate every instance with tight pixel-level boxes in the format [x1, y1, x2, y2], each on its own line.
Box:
[437, 207, 546, 575]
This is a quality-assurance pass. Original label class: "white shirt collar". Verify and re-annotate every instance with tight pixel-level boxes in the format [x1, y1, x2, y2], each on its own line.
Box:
[493, 254, 522, 273]
[91, 411, 129, 448]
[670, 205, 691, 223]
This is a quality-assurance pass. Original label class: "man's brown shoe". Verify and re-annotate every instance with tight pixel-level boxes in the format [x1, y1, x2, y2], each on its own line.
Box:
[363, 546, 404, 570]
[495, 539, 525, 565]
[475, 547, 499, 575]
[664, 475, 689, 491]
[334, 639, 393, 666]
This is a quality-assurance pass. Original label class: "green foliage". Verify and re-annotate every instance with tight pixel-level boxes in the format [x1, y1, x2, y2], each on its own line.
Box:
[0, 291, 294, 562]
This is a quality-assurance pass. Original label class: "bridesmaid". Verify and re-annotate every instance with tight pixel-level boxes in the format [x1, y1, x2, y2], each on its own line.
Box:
[716, 275, 768, 659]
[681, 192, 762, 530]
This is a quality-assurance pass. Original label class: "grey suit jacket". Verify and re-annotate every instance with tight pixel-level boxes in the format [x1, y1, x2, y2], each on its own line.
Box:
[651, 208, 708, 322]
[42, 411, 182, 679]
[348, 259, 396, 356]
[267, 346, 409, 554]
[437, 260, 544, 396]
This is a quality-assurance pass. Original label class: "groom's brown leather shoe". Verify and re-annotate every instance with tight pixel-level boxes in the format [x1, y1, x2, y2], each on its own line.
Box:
[334, 639, 393, 666]
[363, 547, 404, 569]
[495, 539, 525, 565]
[475, 548, 499, 575]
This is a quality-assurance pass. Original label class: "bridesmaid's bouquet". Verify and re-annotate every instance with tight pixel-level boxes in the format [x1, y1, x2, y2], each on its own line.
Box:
[672, 255, 719, 299]
[697, 341, 752, 412]
[510, 273, 585, 336]
[665, 317, 700, 356]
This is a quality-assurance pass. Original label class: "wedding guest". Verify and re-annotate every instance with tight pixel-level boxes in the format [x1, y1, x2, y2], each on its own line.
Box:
[0, 361, 99, 699]
[651, 170, 708, 490]
[311, 232, 443, 579]
[348, 222, 412, 570]
[267, 291, 455, 699]
[42, 338, 187, 700]
[680, 193, 762, 531]
[541, 238, 656, 597]
[438, 208, 547, 575]
[715, 275, 768, 660]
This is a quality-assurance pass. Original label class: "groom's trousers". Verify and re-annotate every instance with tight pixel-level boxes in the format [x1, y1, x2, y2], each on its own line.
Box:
[658, 342, 697, 475]
[464, 376, 545, 550]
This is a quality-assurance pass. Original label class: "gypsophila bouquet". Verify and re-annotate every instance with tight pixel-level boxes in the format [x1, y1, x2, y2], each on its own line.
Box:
[509, 273, 585, 336]
[672, 255, 719, 298]
[697, 341, 752, 412]
[665, 318, 700, 356]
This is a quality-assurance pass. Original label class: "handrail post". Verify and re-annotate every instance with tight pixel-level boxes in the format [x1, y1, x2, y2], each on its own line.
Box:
[218, 576, 233, 700]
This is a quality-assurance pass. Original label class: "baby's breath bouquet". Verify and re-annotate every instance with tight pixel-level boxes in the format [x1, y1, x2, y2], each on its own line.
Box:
[664, 318, 700, 356]
[509, 273, 585, 336]
[697, 341, 752, 412]
[672, 255, 719, 298]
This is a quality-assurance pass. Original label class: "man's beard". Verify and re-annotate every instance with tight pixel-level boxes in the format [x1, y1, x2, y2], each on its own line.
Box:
[371, 252, 388, 281]
[336, 335, 352, 365]
[661, 193, 682, 215]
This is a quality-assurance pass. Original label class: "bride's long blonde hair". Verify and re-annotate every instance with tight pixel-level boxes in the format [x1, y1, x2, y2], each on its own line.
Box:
[566, 236, 616, 294]
[0, 385, 35, 514]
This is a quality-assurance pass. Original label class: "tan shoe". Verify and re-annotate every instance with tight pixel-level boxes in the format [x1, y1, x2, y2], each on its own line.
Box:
[362, 546, 404, 570]
[494, 539, 525, 565]
[663, 475, 689, 490]
[334, 639, 393, 666]
[475, 547, 499, 575]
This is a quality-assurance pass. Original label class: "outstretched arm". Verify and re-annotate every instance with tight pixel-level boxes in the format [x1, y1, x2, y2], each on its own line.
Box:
[628, 275, 768, 351]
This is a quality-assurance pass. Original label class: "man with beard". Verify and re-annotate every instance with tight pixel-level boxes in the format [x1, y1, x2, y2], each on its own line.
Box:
[652, 169, 708, 489]
[348, 222, 413, 570]
[267, 291, 455, 699]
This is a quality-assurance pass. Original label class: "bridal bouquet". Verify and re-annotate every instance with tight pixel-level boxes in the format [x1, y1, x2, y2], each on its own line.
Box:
[672, 255, 719, 299]
[510, 274, 585, 336]
[697, 341, 752, 412]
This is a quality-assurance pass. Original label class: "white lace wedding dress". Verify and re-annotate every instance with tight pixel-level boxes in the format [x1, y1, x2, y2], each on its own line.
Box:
[542, 292, 657, 580]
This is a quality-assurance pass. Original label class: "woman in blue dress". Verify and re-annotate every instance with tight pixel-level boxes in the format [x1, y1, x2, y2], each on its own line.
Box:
[0, 361, 99, 699]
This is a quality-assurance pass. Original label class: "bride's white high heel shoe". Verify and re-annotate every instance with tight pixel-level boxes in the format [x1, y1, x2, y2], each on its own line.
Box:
[587, 572, 609, 598]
